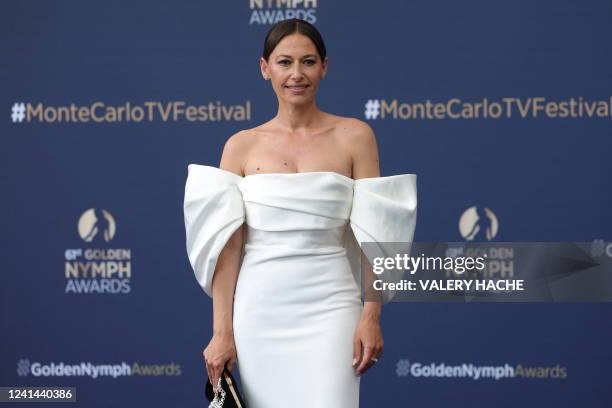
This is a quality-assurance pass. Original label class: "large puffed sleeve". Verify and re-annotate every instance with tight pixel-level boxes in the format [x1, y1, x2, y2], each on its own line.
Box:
[183, 164, 245, 297]
[344, 174, 417, 303]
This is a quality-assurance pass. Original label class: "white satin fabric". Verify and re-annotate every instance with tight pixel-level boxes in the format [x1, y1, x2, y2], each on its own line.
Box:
[184, 164, 417, 408]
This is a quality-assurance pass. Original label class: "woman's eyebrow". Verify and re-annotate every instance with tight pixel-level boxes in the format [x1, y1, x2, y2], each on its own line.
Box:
[277, 54, 317, 59]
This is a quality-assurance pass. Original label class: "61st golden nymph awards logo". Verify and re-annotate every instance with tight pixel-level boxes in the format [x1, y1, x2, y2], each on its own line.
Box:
[64, 208, 132, 294]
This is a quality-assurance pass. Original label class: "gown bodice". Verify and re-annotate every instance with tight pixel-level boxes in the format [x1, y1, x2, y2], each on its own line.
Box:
[183, 164, 418, 302]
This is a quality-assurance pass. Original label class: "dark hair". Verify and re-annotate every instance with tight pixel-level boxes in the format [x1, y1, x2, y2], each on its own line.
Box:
[262, 18, 326, 62]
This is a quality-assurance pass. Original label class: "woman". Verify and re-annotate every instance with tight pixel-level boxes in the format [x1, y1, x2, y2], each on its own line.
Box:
[184, 18, 417, 407]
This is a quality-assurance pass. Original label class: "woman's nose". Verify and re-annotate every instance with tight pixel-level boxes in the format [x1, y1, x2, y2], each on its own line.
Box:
[291, 65, 304, 79]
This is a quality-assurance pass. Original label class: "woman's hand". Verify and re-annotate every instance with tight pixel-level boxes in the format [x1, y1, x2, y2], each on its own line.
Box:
[352, 304, 384, 375]
[203, 330, 237, 390]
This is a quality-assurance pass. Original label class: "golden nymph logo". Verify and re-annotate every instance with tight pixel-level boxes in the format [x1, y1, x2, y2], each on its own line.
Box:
[249, 0, 318, 25]
[64, 208, 132, 294]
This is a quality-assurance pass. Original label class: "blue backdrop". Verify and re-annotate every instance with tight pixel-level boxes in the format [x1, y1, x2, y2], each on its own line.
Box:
[2, 1, 611, 407]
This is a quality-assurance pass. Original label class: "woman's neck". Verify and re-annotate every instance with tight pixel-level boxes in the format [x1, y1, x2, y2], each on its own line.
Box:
[274, 100, 322, 132]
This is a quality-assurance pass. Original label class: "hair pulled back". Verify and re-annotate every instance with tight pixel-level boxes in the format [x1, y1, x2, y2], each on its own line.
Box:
[262, 18, 326, 62]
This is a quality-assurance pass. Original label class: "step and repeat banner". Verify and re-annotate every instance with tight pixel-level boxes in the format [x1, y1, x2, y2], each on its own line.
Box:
[2, 1, 611, 407]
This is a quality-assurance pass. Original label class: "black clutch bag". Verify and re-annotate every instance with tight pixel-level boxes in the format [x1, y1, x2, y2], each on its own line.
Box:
[205, 367, 248, 408]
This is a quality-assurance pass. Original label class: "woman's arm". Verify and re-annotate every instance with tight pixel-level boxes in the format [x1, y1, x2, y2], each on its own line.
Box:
[204, 132, 248, 388]
[346, 119, 385, 375]
[211, 227, 243, 334]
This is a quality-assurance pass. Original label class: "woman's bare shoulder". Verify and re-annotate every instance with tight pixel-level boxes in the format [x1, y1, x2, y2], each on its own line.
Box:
[331, 115, 377, 145]
[233, 122, 274, 139]
[226, 124, 270, 148]
[329, 115, 379, 177]
[220, 129, 259, 176]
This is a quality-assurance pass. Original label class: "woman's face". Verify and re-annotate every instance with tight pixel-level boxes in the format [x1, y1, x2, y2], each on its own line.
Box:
[260, 33, 328, 105]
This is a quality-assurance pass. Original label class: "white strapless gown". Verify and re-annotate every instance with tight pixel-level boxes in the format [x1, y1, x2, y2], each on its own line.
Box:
[184, 165, 417, 408]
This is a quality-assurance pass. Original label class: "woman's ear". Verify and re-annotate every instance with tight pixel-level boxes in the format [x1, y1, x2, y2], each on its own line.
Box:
[260, 57, 269, 80]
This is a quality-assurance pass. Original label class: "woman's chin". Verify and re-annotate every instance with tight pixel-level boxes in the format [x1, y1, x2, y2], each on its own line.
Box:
[280, 95, 314, 105]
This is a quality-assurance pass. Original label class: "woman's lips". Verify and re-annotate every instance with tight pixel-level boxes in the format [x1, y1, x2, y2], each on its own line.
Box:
[285, 85, 309, 94]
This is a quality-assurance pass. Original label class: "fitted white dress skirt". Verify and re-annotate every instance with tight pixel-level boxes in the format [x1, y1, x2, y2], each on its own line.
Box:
[184, 165, 417, 408]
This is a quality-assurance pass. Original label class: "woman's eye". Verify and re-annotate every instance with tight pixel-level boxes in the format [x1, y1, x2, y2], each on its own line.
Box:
[279, 59, 315, 66]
